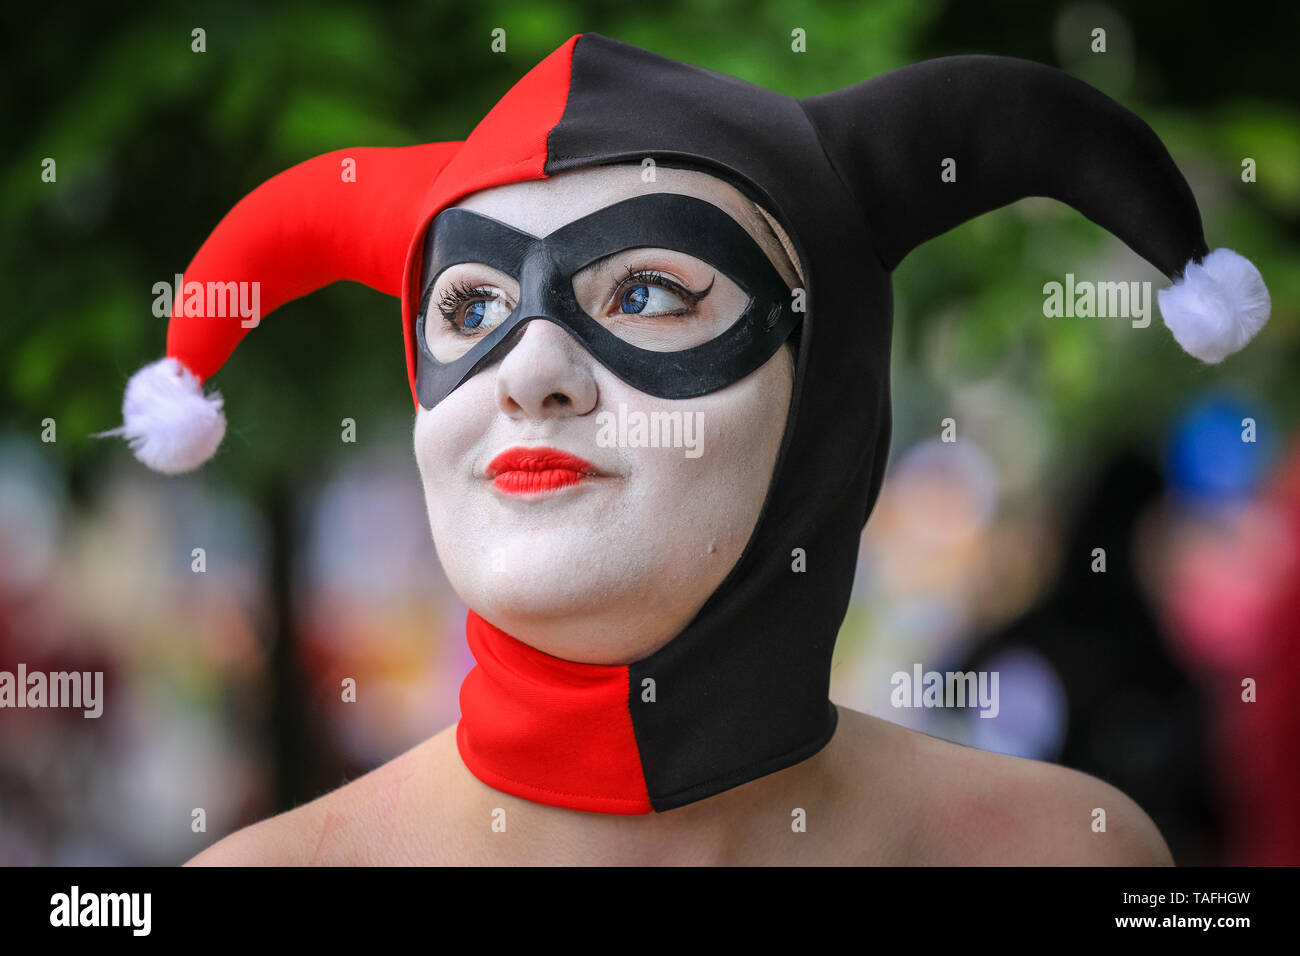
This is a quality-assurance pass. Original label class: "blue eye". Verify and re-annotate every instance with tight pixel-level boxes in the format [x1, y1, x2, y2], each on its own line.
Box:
[616, 274, 695, 316]
[464, 300, 487, 328]
[434, 280, 512, 336]
[621, 284, 650, 314]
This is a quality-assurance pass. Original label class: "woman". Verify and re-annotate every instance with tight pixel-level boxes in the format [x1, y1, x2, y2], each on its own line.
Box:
[105, 33, 1268, 865]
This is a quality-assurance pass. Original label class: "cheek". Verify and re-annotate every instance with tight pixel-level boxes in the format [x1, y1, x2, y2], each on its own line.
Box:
[704, 348, 792, 480]
[631, 349, 793, 551]
[413, 379, 494, 520]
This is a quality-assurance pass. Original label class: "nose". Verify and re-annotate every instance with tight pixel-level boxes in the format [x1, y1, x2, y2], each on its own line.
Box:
[493, 318, 599, 420]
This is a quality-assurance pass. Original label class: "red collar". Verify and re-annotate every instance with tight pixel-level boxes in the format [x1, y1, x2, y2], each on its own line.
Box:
[456, 609, 653, 814]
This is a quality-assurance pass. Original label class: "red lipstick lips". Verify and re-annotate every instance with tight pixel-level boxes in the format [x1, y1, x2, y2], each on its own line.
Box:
[487, 446, 598, 495]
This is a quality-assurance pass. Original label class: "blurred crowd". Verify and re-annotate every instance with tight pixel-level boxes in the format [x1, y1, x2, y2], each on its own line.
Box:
[832, 387, 1300, 866]
[2, 382, 1297, 864]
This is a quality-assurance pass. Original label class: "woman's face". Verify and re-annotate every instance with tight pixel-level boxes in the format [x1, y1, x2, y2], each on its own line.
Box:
[413, 165, 800, 664]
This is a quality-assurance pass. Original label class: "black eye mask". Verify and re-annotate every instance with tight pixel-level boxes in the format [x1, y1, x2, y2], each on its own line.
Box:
[414, 192, 799, 409]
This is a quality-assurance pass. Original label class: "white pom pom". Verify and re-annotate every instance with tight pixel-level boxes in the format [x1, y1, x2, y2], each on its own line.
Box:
[96, 357, 226, 474]
[1157, 248, 1271, 363]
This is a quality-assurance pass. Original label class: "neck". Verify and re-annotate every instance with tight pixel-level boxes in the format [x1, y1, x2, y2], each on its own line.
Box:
[448, 736, 837, 865]
[455, 606, 840, 818]
[457, 608, 653, 813]
[450, 608, 843, 864]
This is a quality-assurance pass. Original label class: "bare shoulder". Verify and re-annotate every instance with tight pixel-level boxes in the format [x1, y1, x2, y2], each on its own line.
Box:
[185, 728, 453, 866]
[833, 707, 1173, 866]
[905, 720, 1173, 865]
[184, 800, 319, 866]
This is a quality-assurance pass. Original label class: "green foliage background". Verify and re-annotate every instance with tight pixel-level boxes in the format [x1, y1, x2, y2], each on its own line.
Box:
[4, 0, 1298, 496]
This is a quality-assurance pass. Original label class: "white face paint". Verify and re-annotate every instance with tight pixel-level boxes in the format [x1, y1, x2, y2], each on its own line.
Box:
[413, 165, 799, 664]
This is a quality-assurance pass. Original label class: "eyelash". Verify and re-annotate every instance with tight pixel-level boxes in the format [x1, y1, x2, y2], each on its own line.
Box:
[614, 266, 708, 314]
[436, 279, 498, 324]
[430, 267, 713, 332]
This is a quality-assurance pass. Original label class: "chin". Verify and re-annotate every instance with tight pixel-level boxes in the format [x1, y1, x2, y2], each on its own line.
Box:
[464, 555, 632, 617]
